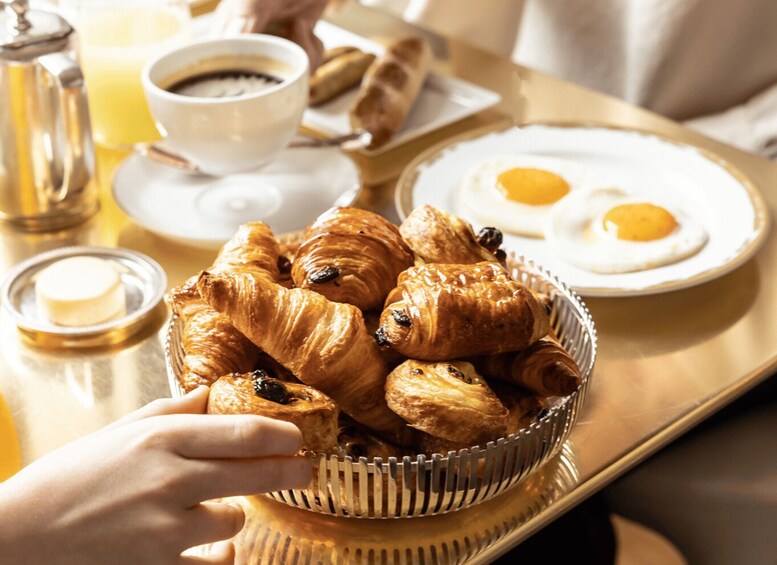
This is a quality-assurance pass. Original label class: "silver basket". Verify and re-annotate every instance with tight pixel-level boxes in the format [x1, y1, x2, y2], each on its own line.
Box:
[165, 254, 596, 519]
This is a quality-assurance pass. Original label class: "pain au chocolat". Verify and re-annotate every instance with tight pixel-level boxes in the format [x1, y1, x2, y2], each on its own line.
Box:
[378, 262, 550, 360]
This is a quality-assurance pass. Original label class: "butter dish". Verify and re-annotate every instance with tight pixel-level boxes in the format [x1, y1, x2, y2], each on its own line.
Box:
[1, 247, 166, 348]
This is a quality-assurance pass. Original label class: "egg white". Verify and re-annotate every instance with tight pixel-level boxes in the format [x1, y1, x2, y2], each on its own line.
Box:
[456, 155, 596, 238]
[545, 187, 709, 274]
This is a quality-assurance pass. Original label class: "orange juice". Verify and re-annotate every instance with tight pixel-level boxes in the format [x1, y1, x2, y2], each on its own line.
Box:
[0, 392, 21, 481]
[75, 4, 191, 147]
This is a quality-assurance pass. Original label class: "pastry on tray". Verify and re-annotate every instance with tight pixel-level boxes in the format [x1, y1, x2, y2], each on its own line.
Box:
[208, 370, 338, 453]
[310, 46, 376, 106]
[349, 37, 431, 149]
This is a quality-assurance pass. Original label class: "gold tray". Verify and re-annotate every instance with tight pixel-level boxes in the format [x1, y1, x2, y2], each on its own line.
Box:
[165, 253, 596, 518]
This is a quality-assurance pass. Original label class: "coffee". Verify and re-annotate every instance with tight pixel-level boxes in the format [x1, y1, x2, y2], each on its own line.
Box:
[162, 55, 291, 98]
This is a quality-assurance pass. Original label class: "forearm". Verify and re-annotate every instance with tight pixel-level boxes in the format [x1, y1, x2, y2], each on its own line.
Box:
[0, 475, 43, 565]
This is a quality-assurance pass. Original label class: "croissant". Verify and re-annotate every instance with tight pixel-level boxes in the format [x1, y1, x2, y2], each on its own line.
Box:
[378, 262, 550, 360]
[385, 360, 509, 445]
[210, 221, 281, 281]
[208, 371, 338, 453]
[472, 330, 582, 397]
[292, 207, 414, 310]
[168, 222, 281, 391]
[197, 270, 415, 446]
[169, 287, 260, 392]
[399, 205, 499, 264]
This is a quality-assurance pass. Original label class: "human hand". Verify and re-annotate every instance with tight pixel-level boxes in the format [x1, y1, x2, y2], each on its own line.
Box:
[0, 386, 311, 565]
[212, 0, 330, 70]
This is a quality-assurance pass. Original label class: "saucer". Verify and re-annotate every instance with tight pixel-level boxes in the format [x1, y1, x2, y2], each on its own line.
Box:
[1, 246, 166, 348]
[112, 145, 361, 249]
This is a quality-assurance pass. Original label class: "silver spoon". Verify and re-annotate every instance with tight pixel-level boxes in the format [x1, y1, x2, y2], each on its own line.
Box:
[136, 130, 373, 174]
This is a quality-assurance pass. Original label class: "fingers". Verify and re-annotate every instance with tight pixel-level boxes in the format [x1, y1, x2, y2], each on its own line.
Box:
[101, 387, 210, 433]
[182, 501, 245, 547]
[180, 540, 235, 564]
[155, 414, 304, 459]
[182, 455, 312, 504]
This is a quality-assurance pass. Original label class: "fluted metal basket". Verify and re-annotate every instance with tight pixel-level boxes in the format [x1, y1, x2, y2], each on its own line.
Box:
[165, 253, 596, 519]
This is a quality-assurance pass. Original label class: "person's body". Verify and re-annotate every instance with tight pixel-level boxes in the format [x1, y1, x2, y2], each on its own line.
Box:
[362, 0, 777, 159]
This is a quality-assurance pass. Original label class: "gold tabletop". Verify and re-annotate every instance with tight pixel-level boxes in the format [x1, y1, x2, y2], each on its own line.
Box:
[2, 3, 777, 563]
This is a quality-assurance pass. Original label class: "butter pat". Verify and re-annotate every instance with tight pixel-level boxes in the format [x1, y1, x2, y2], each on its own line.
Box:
[35, 257, 126, 327]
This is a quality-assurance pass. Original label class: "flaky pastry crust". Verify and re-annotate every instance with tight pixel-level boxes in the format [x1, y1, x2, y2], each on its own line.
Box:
[197, 270, 414, 446]
[167, 222, 281, 391]
[208, 373, 338, 453]
[385, 360, 509, 445]
[399, 205, 496, 264]
[473, 330, 582, 397]
[292, 207, 414, 310]
[379, 262, 550, 360]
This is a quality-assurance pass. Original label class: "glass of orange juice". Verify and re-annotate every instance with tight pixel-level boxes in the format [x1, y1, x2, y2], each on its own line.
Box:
[59, 0, 192, 148]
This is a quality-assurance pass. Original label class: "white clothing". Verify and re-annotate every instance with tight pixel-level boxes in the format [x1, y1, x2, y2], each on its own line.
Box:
[362, 0, 777, 157]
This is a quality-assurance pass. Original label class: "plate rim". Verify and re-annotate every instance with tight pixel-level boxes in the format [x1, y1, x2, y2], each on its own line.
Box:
[395, 119, 771, 297]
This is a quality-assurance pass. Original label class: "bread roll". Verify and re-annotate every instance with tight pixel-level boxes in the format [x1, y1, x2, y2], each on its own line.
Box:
[349, 37, 431, 149]
[310, 49, 376, 106]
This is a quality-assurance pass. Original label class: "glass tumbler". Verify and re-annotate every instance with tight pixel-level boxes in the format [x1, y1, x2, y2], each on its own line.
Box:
[59, 0, 192, 148]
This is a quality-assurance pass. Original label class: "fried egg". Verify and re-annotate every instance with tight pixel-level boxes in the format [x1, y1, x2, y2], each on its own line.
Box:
[545, 187, 709, 274]
[457, 156, 595, 237]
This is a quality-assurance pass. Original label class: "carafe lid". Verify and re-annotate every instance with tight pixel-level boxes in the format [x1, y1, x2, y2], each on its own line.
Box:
[1, 0, 73, 60]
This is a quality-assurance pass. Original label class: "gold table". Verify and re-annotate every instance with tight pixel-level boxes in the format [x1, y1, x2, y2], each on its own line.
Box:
[2, 4, 777, 563]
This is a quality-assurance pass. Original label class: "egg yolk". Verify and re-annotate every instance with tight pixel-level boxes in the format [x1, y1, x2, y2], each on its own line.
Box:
[603, 203, 678, 241]
[497, 168, 570, 205]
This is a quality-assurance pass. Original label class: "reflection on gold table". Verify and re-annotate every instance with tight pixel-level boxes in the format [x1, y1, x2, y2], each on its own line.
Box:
[2, 3, 777, 563]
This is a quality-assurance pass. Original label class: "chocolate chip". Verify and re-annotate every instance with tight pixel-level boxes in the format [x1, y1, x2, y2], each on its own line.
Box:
[309, 266, 341, 284]
[447, 365, 473, 384]
[277, 255, 292, 273]
[251, 370, 290, 404]
[411, 368, 424, 375]
[477, 227, 503, 252]
[375, 327, 389, 346]
[391, 309, 412, 327]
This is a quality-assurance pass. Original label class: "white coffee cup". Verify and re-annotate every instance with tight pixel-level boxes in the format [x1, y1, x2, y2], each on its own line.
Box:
[142, 35, 309, 176]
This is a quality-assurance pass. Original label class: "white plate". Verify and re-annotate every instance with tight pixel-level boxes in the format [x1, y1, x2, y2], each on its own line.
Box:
[113, 145, 360, 249]
[396, 123, 770, 297]
[305, 21, 502, 155]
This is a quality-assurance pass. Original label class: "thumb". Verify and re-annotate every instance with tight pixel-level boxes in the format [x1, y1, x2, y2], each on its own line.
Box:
[100, 386, 211, 433]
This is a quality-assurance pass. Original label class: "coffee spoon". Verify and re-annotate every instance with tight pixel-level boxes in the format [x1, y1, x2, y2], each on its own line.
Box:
[135, 130, 373, 175]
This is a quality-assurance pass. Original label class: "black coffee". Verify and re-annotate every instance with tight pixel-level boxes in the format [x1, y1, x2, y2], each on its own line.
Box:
[167, 69, 284, 98]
